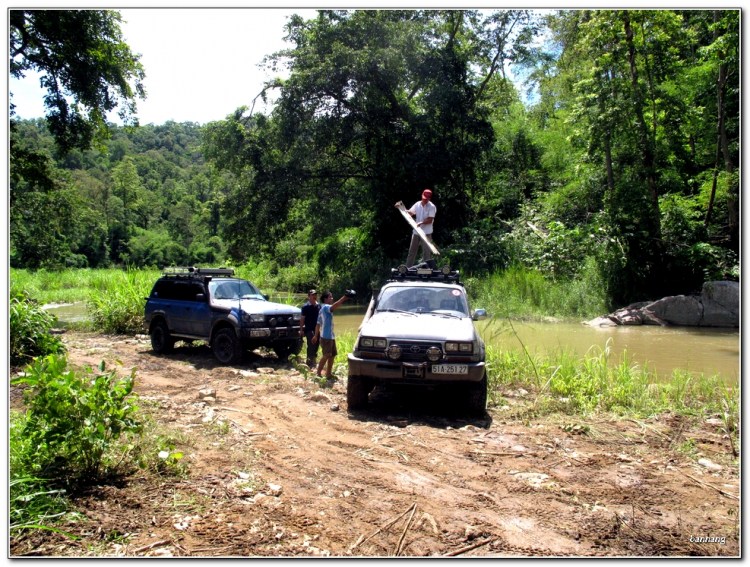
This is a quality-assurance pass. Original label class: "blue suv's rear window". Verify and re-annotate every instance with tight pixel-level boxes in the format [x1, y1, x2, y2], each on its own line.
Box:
[151, 279, 175, 299]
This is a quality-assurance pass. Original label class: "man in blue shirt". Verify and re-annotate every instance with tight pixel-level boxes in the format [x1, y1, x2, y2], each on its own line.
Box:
[299, 289, 322, 367]
[312, 290, 350, 379]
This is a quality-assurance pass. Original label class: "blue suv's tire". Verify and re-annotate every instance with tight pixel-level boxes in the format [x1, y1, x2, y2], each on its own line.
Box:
[273, 339, 303, 362]
[212, 327, 243, 365]
[150, 321, 174, 354]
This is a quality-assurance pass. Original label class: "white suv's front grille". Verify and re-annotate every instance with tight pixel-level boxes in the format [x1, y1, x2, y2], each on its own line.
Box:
[388, 341, 442, 362]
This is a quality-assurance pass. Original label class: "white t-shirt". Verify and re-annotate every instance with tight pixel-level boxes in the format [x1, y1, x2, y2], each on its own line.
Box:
[408, 201, 437, 235]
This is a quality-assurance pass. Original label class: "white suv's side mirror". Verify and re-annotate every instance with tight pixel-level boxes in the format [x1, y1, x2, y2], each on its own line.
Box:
[472, 308, 487, 321]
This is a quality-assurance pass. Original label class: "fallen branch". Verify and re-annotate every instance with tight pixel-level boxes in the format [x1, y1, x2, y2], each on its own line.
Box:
[132, 540, 169, 554]
[220, 406, 253, 415]
[352, 503, 417, 551]
[443, 537, 494, 557]
[357, 455, 393, 464]
[349, 535, 365, 551]
[677, 470, 739, 500]
[225, 418, 249, 434]
[471, 450, 534, 457]
[394, 503, 417, 556]
[189, 545, 235, 553]
[612, 513, 646, 544]
[172, 541, 190, 556]
[625, 418, 669, 439]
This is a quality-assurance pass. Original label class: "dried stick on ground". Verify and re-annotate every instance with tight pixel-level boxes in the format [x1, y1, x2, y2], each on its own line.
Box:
[352, 502, 417, 551]
[132, 540, 169, 554]
[220, 406, 253, 415]
[394, 503, 418, 556]
[678, 470, 739, 500]
[443, 537, 494, 557]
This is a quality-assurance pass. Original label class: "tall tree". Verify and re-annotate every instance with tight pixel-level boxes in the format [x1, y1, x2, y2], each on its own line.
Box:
[204, 9, 539, 262]
[701, 10, 739, 250]
[10, 9, 146, 267]
[10, 9, 146, 153]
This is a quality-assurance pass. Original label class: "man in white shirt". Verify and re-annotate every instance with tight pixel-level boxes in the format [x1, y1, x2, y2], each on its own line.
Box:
[398, 189, 437, 267]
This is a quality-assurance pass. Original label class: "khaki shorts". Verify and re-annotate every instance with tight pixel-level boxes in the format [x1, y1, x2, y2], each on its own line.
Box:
[320, 338, 338, 358]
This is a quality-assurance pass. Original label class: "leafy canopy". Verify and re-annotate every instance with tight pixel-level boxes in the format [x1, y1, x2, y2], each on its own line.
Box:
[10, 9, 146, 153]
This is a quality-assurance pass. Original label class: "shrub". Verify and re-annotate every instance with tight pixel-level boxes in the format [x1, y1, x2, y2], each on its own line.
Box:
[10, 411, 71, 537]
[10, 292, 66, 365]
[87, 266, 153, 333]
[12, 355, 141, 478]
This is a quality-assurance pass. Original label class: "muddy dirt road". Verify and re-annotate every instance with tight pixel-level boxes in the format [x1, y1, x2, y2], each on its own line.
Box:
[11, 332, 740, 557]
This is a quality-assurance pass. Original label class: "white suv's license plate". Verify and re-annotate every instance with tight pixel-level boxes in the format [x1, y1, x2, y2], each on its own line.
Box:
[432, 364, 468, 375]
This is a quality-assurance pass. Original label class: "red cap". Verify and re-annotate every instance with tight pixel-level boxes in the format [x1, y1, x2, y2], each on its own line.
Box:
[422, 189, 432, 199]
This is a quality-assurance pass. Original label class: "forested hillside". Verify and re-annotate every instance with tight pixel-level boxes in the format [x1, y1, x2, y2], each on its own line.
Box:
[10, 9, 739, 307]
[11, 119, 227, 268]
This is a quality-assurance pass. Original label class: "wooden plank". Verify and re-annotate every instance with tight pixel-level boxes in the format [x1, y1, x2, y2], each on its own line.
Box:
[395, 201, 440, 255]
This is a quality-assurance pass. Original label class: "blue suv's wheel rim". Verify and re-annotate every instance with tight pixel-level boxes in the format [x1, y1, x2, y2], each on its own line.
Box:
[153, 327, 165, 350]
[214, 334, 234, 361]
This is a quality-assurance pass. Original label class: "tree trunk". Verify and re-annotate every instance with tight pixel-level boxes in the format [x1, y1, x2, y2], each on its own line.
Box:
[706, 11, 737, 248]
[623, 10, 661, 239]
[604, 137, 615, 204]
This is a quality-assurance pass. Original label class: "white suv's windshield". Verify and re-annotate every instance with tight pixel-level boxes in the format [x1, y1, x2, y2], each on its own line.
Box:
[209, 279, 264, 300]
[376, 286, 468, 316]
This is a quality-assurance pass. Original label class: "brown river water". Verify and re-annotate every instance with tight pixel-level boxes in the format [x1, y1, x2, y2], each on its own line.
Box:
[45, 302, 739, 381]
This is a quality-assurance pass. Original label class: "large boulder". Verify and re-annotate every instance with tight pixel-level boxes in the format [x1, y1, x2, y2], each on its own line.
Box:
[583, 281, 738, 328]
[700, 281, 739, 327]
[646, 295, 704, 326]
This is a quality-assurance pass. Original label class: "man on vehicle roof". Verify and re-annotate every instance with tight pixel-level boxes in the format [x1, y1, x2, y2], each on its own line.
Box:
[396, 189, 437, 268]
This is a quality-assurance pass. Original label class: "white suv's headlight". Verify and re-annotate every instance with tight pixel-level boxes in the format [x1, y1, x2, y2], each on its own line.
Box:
[446, 342, 472, 353]
[293, 313, 301, 321]
[360, 337, 386, 348]
[243, 313, 265, 324]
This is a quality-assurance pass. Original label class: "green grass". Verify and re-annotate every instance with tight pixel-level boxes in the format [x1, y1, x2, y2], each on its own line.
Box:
[10, 411, 74, 538]
[465, 262, 609, 322]
[485, 338, 739, 420]
[86, 267, 156, 334]
[10, 267, 162, 305]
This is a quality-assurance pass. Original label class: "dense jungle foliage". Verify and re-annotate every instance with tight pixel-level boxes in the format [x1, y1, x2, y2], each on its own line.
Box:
[10, 9, 739, 307]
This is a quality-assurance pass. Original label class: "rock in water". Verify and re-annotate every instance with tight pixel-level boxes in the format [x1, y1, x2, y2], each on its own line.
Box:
[701, 281, 739, 327]
[648, 295, 703, 327]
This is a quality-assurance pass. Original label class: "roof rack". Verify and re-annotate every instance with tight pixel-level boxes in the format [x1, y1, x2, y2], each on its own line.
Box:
[161, 266, 235, 278]
[387, 263, 461, 283]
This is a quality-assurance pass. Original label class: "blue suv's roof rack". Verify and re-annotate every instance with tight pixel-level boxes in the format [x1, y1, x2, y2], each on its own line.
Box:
[161, 267, 235, 278]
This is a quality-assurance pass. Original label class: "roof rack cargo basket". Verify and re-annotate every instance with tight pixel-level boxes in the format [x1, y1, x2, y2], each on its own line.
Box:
[162, 266, 235, 277]
[388, 263, 461, 283]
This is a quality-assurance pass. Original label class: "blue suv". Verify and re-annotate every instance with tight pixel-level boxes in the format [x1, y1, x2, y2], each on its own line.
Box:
[144, 267, 303, 364]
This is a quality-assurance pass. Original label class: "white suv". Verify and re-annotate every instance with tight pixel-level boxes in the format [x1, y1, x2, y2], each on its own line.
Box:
[347, 265, 487, 414]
